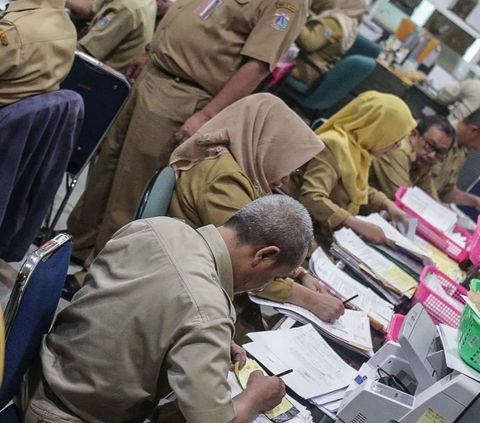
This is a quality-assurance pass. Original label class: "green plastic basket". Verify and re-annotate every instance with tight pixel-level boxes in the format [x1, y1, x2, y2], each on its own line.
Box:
[458, 303, 480, 372]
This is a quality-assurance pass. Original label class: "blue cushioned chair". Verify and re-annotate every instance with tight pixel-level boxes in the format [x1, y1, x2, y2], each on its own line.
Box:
[0, 234, 72, 421]
[277, 34, 381, 112]
[135, 166, 177, 220]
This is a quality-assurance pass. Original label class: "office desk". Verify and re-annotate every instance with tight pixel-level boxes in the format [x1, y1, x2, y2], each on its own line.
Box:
[352, 61, 450, 119]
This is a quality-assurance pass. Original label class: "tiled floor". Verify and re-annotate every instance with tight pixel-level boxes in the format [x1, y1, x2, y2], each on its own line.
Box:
[0, 171, 88, 310]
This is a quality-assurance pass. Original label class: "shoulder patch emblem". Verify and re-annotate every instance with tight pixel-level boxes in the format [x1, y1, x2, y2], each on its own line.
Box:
[325, 28, 332, 37]
[275, 2, 297, 13]
[98, 14, 112, 29]
[0, 30, 8, 46]
[271, 11, 290, 31]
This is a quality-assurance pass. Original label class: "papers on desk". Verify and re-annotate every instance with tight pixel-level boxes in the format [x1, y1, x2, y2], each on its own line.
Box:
[437, 324, 480, 383]
[415, 237, 466, 284]
[333, 228, 418, 298]
[248, 295, 373, 356]
[358, 214, 430, 259]
[227, 371, 313, 423]
[309, 247, 394, 331]
[244, 324, 357, 399]
[401, 187, 466, 248]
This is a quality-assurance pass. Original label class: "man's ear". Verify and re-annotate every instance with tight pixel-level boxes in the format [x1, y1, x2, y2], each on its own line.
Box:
[471, 124, 479, 134]
[251, 246, 280, 268]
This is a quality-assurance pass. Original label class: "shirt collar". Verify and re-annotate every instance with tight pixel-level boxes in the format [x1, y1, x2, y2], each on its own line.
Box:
[6, 0, 66, 13]
[196, 225, 234, 301]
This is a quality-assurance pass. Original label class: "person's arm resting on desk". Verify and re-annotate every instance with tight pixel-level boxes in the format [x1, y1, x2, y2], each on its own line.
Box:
[440, 187, 480, 211]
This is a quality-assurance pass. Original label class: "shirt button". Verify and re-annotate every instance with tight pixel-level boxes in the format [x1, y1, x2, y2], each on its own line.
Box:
[37, 415, 45, 422]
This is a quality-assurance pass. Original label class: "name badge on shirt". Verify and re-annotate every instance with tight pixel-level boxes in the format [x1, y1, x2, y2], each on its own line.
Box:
[195, 0, 222, 20]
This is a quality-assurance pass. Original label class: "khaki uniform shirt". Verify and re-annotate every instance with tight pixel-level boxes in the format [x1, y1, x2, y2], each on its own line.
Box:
[151, 0, 310, 95]
[437, 79, 480, 121]
[169, 153, 294, 303]
[282, 148, 388, 251]
[369, 139, 439, 201]
[432, 146, 468, 196]
[291, 15, 344, 84]
[0, 0, 76, 107]
[79, 0, 156, 74]
[39, 218, 236, 423]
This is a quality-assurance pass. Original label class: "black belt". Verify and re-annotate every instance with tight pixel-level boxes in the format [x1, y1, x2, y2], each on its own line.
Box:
[158, 67, 206, 91]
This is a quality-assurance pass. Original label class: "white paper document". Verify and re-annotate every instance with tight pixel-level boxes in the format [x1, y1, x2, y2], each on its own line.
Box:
[357, 213, 430, 258]
[227, 372, 313, 423]
[244, 325, 357, 399]
[309, 247, 394, 329]
[249, 295, 373, 351]
[333, 228, 418, 296]
[438, 324, 480, 383]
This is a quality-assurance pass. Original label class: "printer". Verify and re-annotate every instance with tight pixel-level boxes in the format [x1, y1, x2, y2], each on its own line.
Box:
[336, 304, 480, 423]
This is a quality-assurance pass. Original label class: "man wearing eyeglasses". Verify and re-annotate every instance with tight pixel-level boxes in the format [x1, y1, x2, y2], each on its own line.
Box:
[368, 116, 455, 201]
[432, 108, 480, 210]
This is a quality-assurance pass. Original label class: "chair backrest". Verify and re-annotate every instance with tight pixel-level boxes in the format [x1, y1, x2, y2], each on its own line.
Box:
[289, 55, 377, 110]
[345, 34, 382, 59]
[135, 166, 177, 220]
[0, 234, 72, 409]
[61, 51, 130, 176]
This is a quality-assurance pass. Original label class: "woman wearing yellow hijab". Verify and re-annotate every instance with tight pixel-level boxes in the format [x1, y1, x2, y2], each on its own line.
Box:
[282, 91, 417, 252]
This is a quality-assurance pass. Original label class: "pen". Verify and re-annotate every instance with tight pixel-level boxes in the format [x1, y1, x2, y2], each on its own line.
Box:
[275, 369, 293, 378]
[343, 294, 359, 304]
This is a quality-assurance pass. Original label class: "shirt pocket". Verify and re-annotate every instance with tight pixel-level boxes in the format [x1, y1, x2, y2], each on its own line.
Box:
[210, 0, 252, 27]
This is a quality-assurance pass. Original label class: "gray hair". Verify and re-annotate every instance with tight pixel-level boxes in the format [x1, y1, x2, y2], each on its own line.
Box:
[224, 195, 314, 268]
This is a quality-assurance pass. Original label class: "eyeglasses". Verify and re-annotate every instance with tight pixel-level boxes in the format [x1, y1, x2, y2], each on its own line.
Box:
[421, 136, 449, 160]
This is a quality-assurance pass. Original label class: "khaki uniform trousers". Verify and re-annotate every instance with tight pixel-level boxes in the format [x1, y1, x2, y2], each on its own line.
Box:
[67, 62, 212, 262]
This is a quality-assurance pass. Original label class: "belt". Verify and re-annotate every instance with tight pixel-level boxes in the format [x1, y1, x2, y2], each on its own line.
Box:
[157, 67, 206, 91]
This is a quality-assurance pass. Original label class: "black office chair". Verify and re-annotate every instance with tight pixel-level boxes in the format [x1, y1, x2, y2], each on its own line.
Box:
[42, 51, 130, 241]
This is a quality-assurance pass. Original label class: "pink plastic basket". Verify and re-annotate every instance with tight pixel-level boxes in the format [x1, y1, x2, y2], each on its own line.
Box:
[395, 186, 472, 262]
[412, 266, 467, 328]
[384, 314, 405, 344]
[469, 216, 480, 267]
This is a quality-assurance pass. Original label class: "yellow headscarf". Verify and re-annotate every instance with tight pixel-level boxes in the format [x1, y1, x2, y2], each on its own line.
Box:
[316, 91, 416, 207]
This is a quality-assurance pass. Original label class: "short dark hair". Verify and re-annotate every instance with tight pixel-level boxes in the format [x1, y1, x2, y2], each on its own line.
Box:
[464, 108, 480, 126]
[416, 115, 456, 141]
[224, 196, 314, 268]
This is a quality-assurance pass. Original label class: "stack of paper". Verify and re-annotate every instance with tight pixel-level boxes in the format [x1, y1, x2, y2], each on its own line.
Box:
[401, 187, 466, 248]
[357, 214, 432, 279]
[415, 236, 466, 284]
[248, 295, 373, 356]
[244, 325, 358, 400]
[309, 247, 394, 331]
[333, 228, 419, 301]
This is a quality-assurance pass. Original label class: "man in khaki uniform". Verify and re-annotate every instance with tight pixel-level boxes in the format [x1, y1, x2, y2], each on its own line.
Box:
[0, 0, 77, 107]
[67, 0, 310, 268]
[20, 196, 313, 423]
[437, 79, 480, 122]
[369, 116, 455, 201]
[66, 0, 156, 74]
[432, 109, 480, 209]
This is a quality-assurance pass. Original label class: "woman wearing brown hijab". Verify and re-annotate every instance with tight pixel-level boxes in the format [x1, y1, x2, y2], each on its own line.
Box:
[169, 94, 344, 338]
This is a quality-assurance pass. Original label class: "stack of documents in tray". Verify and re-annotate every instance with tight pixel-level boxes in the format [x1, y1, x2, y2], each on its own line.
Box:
[331, 227, 419, 304]
[244, 325, 357, 413]
[249, 295, 373, 356]
[401, 187, 466, 248]
[310, 248, 394, 331]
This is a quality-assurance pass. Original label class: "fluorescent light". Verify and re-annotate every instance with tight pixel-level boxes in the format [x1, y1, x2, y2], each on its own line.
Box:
[411, 1, 436, 26]
[464, 39, 480, 63]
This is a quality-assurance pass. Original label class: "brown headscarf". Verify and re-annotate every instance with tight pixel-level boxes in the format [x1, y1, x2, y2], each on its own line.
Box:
[170, 93, 325, 196]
